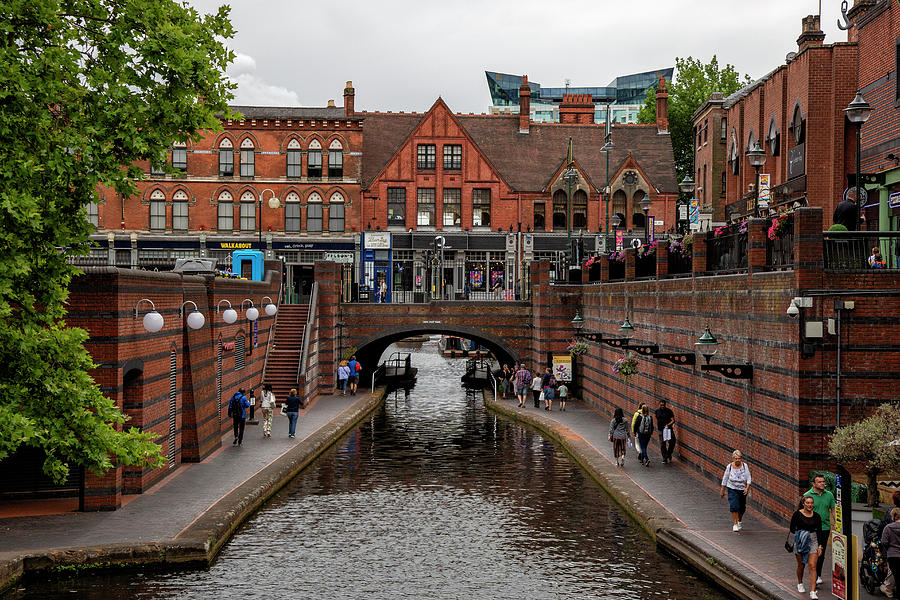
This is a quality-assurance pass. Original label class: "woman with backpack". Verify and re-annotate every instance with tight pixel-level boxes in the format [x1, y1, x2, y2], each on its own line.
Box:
[633, 405, 654, 467]
[608, 407, 629, 467]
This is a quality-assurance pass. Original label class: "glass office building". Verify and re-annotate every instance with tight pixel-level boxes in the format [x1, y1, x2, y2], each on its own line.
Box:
[485, 69, 673, 125]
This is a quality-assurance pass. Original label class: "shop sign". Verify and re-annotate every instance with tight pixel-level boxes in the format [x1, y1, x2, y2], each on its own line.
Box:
[552, 354, 572, 382]
[364, 231, 391, 249]
[273, 241, 354, 250]
[889, 191, 900, 209]
[324, 252, 354, 263]
[222, 342, 235, 351]
[788, 143, 805, 179]
[217, 242, 253, 249]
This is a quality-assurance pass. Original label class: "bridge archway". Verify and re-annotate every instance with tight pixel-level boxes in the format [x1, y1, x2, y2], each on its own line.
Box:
[350, 324, 520, 375]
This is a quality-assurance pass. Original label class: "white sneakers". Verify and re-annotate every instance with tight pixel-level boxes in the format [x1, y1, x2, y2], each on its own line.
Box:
[816, 577, 822, 585]
[797, 583, 805, 593]
[809, 591, 818, 599]
[732, 524, 740, 532]
[737, 521, 742, 530]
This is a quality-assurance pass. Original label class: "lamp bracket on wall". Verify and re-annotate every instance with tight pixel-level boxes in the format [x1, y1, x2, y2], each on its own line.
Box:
[577, 331, 603, 343]
[601, 338, 629, 349]
[652, 352, 696, 366]
[700, 364, 753, 379]
[623, 343, 659, 356]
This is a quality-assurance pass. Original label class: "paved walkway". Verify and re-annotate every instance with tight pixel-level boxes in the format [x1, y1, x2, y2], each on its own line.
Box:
[0, 394, 361, 554]
[487, 395, 879, 600]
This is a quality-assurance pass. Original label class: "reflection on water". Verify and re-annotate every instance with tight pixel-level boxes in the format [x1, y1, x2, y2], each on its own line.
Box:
[17, 345, 727, 599]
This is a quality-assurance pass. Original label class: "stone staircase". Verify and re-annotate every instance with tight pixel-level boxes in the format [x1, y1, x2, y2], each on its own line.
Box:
[262, 304, 308, 402]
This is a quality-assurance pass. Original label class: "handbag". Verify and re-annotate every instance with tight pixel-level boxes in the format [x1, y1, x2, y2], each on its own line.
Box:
[280, 404, 286, 416]
[538, 390, 545, 402]
[784, 531, 795, 553]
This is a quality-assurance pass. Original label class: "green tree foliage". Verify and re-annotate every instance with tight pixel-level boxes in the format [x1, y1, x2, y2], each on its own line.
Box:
[0, 0, 236, 483]
[828, 404, 900, 507]
[638, 56, 750, 184]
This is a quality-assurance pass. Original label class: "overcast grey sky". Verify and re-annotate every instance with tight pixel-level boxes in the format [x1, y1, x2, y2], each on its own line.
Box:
[186, 0, 849, 112]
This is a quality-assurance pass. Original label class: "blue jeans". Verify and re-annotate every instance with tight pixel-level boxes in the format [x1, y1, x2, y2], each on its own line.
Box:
[287, 411, 299, 437]
[637, 433, 651, 461]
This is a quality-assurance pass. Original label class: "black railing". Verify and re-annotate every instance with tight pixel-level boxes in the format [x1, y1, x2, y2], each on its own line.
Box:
[706, 232, 747, 272]
[667, 251, 692, 275]
[766, 233, 794, 270]
[635, 253, 656, 278]
[824, 232, 900, 271]
[608, 260, 624, 281]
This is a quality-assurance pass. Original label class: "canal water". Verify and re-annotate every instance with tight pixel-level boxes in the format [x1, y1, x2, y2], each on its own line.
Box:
[19, 342, 729, 599]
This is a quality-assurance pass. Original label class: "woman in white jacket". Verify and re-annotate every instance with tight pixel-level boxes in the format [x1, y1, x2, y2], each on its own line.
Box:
[259, 383, 276, 438]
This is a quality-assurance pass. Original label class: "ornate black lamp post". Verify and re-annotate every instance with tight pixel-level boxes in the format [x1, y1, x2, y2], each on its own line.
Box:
[746, 141, 766, 217]
[844, 91, 872, 230]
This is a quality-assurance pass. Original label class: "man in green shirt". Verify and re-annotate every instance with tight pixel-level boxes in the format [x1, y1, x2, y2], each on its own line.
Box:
[805, 474, 836, 585]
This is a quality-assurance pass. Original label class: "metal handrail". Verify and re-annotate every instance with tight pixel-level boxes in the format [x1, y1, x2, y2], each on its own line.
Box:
[259, 269, 284, 389]
[296, 281, 318, 385]
[371, 363, 387, 393]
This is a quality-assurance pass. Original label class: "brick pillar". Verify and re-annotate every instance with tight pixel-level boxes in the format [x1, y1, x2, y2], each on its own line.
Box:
[693, 232, 708, 274]
[581, 261, 590, 283]
[529, 260, 552, 368]
[600, 256, 610, 282]
[315, 261, 341, 394]
[657, 241, 669, 277]
[793, 207, 824, 290]
[625, 248, 636, 280]
[747, 218, 768, 272]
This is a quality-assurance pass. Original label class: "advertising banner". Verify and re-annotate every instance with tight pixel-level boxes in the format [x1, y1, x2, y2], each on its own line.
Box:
[552, 354, 572, 382]
[615, 230, 624, 251]
[690, 199, 700, 231]
[831, 532, 847, 599]
[758, 174, 771, 210]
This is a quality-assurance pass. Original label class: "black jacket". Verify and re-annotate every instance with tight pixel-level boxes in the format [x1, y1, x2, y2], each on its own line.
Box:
[833, 200, 858, 230]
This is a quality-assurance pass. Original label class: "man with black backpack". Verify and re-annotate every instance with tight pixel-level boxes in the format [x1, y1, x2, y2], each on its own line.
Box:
[227, 388, 251, 446]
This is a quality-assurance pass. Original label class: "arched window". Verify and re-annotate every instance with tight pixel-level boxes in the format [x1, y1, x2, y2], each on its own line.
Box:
[328, 139, 343, 178]
[572, 189, 588, 229]
[308, 139, 322, 178]
[552, 189, 567, 229]
[790, 103, 805, 144]
[219, 138, 234, 176]
[172, 190, 189, 231]
[217, 190, 233, 231]
[728, 130, 740, 176]
[329, 192, 345, 232]
[150, 189, 166, 230]
[533, 203, 545, 231]
[767, 115, 780, 156]
[239, 138, 255, 177]
[632, 190, 646, 229]
[286, 139, 302, 178]
[307, 192, 323, 232]
[239, 190, 256, 231]
[172, 141, 187, 171]
[612, 189, 627, 226]
[284, 191, 301, 232]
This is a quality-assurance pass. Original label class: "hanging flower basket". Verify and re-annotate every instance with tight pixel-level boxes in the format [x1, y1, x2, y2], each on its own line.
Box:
[768, 213, 794, 240]
[567, 339, 589, 356]
[638, 240, 658, 257]
[609, 250, 626, 263]
[584, 255, 599, 268]
[612, 352, 639, 384]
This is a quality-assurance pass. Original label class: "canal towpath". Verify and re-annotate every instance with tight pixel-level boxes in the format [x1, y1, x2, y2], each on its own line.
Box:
[486, 393, 879, 600]
[0, 391, 383, 592]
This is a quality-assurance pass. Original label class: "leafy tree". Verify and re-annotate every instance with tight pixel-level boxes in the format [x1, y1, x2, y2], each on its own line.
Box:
[0, 0, 236, 483]
[828, 404, 900, 507]
[638, 56, 750, 184]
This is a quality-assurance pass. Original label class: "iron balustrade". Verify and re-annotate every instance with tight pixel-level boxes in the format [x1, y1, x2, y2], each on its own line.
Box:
[667, 250, 692, 275]
[635, 253, 656, 278]
[824, 231, 900, 271]
[765, 232, 794, 270]
[706, 231, 747, 272]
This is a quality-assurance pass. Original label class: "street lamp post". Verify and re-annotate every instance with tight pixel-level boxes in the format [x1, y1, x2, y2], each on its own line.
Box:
[603, 106, 614, 252]
[639, 194, 652, 245]
[678, 175, 695, 235]
[747, 141, 766, 217]
[611, 213, 621, 252]
[563, 137, 578, 278]
[258, 188, 280, 249]
[844, 91, 872, 230]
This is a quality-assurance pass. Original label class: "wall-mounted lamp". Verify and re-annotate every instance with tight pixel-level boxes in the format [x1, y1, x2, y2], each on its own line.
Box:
[179, 301, 205, 330]
[695, 325, 752, 379]
[261, 296, 277, 316]
[601, 317, 634, 349]
[217, 299, 237, 324]
[572, 311, 603, 342]
[615, 317, 658, 355]
[135, 298, 164, 332]
[242, 299, 259, 321]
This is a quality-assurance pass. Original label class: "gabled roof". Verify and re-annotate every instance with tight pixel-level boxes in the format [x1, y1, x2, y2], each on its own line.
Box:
[360, 110, 677, 194]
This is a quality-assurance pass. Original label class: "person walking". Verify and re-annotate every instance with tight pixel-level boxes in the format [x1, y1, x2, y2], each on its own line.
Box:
[514, 363, 531, 408]
[791, 494, 823, 598]
[655, 399, 675, 463]
[499, 364, 513, 400]
[557, 381, 568, 411]
[631, 403, 645, 434]
[804, 474, 836, 586]
[720, 450, 752, 531]
[347, 355, 361, 395]
[283, 388, 303, 439]
[608, 407, 629, 468]
[877, 491, 900, 597]
[882, 508, 900, 600]
[530, 370, 542, 408]
[337, 360, 351, 396]
[633, 405, 654, 466]
[259, 383, 276, 439]
[833, 194, 859, 230]
[542, 370, 556, 411]
[227, 388, 250, 446]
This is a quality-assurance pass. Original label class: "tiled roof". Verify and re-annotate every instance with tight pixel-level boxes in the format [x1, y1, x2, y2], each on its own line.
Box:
[226, 105, 358, 120]
[360, 111, 677, 193]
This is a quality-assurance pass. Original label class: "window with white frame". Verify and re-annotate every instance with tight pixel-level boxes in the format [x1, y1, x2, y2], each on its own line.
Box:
[219, 138, 234, 176]
[328, 140, 343, 178]
[387, 188, 406, 227]
[308, 140, 322, 178]
[443, 145, 462, 170]
[417, 188, 435, 226]
[86, 201, 99, 227]
[307, 192, 323, 231]
[239, 138, 255, 177]
[473, 189, 491, 227]
[286, 139, 302, 178]
[217, 190, 234, 230]
[150, 189, 166, 230]
[239, 191, 256, 231]
[172, 141, 187, 171]
[329, 192, 345, 232]
[443, 188, 461, 226]
[172, 190, 189, 230]
[285, 191, 301, 232]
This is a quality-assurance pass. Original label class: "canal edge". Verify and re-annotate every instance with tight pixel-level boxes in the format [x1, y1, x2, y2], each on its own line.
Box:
[484, 394, 789, 600]
[0, 391, 386, 596]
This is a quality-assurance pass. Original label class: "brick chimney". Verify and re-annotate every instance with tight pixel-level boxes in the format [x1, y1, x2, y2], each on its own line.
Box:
[559, 93, 594, 124]
[655, 77, 669, 133]
[797, 15, 825, 51]
[519, 75, 531, 134]
[343, 80, 355, 117]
